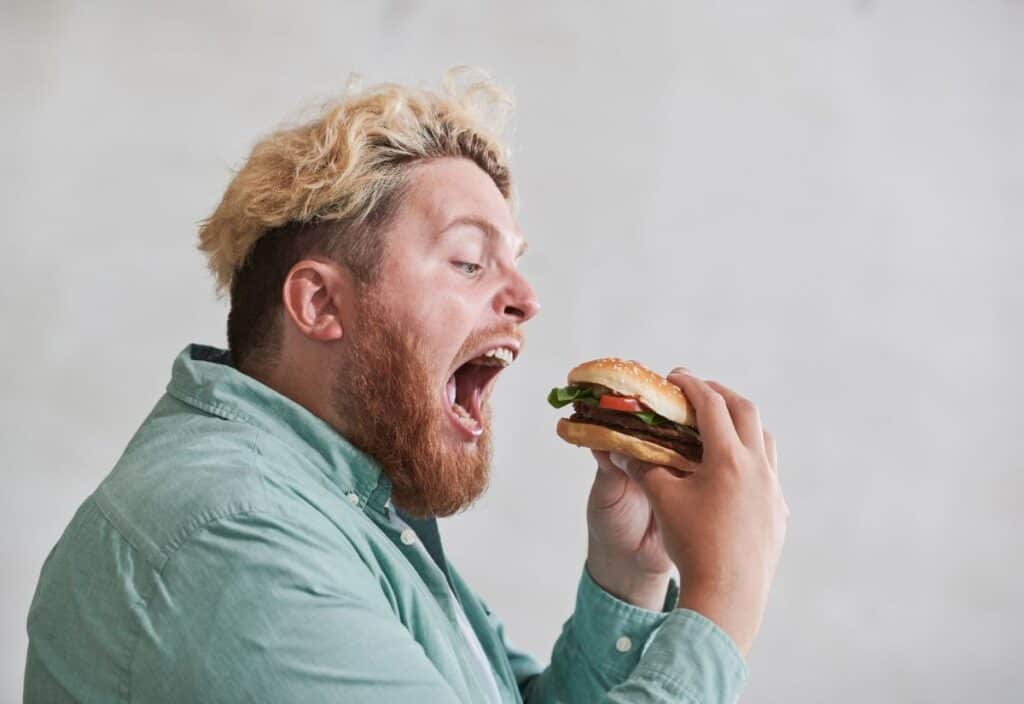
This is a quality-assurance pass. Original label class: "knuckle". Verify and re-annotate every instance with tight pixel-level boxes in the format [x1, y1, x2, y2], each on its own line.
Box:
[778, 493, 791, 518]
[703, 388, 727, 407]
[735, 396, 757, 414]
[704, 379, 727, 396]
[719, 444, 747, 470]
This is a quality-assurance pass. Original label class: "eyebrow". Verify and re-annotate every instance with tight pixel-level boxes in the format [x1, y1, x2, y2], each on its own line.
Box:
[438, 215, 529, 258]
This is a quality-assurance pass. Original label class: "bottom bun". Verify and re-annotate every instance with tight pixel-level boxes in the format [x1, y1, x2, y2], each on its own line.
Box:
[556, 419, 699, 472]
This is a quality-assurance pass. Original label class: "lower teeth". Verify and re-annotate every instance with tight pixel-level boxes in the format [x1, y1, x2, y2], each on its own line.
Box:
[452, 402, 480, 427]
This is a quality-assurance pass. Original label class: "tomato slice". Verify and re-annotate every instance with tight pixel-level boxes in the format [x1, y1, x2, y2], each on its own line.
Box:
[598, 394, 644, 413]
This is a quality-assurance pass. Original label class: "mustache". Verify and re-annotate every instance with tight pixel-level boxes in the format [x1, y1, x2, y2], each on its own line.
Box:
[456, 324, 525, 361]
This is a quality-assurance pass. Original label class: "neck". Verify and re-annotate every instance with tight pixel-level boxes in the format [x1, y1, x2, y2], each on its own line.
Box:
[240, 355, 347, 439]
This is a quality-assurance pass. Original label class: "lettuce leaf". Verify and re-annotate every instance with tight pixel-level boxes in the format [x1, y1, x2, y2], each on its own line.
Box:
[547, 384, 600, 408]
[547, 385, 673, 427]
[633, 410, 670, 426]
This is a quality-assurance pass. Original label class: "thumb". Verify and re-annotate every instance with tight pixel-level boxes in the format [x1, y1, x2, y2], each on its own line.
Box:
[592, 450, 622, 475]
[588, 450, 630, 509]
[610, 452, 691, 504]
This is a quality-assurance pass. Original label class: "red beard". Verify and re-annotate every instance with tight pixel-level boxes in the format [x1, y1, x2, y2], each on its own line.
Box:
[329, 286, 498, 518]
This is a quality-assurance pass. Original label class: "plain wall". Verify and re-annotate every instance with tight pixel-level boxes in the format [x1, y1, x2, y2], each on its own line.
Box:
[2, 1, 1020, 702]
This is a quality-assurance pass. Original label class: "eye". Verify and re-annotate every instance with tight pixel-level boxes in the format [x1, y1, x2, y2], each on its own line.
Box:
[453, 261, 483, 277]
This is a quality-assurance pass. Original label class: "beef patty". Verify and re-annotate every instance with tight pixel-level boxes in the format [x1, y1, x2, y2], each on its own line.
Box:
[570, 402, 703, 463]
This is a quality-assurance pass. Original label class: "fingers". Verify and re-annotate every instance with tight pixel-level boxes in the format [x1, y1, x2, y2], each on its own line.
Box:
[763, 430, 778, 475]
[666, 369, 742, 453]
[588, 450, 632, 510]
[610, 451, 691, 488]
[761, 430, 787, 519]
[607, 451, 655, 480]
[591, 450, 619, 475]
[701, 380, 765, 455]
[598, 450, 691, 486]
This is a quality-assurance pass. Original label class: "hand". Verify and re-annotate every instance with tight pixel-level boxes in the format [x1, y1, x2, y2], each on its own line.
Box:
[585, 450, 674, 612]
[616, 368, 789, 657]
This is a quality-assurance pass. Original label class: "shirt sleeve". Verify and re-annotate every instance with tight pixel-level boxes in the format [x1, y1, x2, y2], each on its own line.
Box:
[131, 510, 466, 704]
[505, 565, 749, 703]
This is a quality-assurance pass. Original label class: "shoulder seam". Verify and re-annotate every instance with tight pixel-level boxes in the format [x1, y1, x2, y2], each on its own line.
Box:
[96, 433, 266, 571]
[120, 504, 273, 704]
[158, 435, 266, 561]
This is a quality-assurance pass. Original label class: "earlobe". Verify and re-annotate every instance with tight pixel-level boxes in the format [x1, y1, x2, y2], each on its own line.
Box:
[282, 260, 347, 343]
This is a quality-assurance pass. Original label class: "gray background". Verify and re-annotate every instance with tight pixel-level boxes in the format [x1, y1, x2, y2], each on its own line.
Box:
[2, 1, 1020, 702]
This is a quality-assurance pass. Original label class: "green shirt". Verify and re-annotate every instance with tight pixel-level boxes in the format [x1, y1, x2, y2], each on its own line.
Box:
[25, 344, 748, 703]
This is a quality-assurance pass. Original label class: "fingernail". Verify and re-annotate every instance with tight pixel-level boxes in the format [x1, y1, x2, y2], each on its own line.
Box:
[609, 452, 630, 472]
[671, 367, 695, 376]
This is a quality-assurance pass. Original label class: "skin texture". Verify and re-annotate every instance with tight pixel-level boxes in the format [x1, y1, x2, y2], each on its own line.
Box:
[252, 156, 789, 657]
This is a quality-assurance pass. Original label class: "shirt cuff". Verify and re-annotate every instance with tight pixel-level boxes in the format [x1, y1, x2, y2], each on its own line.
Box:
[631, 608, 748, 703]
[572, 564, 679, 679]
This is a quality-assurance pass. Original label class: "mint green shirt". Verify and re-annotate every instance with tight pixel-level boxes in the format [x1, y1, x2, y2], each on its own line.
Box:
[24, 344, 748, 703]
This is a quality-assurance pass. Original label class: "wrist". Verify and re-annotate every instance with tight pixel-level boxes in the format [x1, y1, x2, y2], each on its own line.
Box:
[585, 552, 672, 612]
[675, 582, 765, 657]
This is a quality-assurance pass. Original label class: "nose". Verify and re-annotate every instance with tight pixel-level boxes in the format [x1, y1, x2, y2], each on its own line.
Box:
[496, 268, 541, 323]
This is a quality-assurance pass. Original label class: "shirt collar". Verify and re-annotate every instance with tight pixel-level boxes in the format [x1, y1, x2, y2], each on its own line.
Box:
[165, 343, 392, 513]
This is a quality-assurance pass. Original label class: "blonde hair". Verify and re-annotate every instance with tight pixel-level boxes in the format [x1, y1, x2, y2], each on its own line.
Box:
[197, 66, 515, 298]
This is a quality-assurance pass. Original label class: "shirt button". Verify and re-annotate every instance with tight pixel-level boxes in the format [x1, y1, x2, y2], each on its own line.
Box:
[400, 528, 417, 545]
[615, 636, 632, 653]
[346, 492, 360, 506]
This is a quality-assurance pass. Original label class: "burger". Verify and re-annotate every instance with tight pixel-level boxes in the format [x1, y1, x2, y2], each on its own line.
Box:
[548, 357, 703, 471]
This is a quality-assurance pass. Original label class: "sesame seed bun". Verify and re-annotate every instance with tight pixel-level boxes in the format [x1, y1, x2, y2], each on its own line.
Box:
[556, 418, 698, 472]
[567, 357, 697, 428]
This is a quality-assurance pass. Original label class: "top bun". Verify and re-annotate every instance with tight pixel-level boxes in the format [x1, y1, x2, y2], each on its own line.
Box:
[567, 357, 697, 428]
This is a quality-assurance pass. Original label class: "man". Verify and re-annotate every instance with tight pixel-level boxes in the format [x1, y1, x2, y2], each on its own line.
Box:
[25, 70, 788, 703]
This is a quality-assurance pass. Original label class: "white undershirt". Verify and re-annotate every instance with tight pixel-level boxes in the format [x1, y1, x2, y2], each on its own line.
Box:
[385, 503, 503, 704]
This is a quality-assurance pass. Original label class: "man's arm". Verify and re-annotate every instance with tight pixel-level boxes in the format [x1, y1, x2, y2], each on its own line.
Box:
[480, 565, 746, 703]
[494, 368, 786, 703]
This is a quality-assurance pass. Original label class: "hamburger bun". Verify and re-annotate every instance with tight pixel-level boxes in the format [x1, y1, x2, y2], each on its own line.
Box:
[567, 358, 697, 428]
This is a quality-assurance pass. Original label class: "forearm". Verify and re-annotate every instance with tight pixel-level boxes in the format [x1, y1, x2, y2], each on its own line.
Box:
[517, 565, 747, 704]
[585, 545, 672, 612]
[676, 580, 768, 659]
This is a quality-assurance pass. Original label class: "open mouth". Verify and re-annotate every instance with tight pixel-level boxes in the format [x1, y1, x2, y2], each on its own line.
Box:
[443, 345, 517, 440]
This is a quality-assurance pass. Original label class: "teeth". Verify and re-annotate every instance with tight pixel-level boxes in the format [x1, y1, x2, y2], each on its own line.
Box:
[451, 400, 481, 431]
[479, 346, 515, 366]
[445, 345, 515, 434]
[447, 379, 477, 425]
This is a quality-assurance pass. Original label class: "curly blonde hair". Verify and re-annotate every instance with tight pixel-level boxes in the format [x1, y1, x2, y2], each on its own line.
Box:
[196, 67, 515, 368]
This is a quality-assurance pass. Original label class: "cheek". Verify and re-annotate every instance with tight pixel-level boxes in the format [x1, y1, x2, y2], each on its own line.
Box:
[417, 300, 486, 372]
[422, 273, 477, 324]
[418, 297, 476, 345]
[387, 263, 483, 353]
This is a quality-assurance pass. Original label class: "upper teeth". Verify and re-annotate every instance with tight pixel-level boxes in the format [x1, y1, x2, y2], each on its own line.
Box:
[482, 347, 515, 366]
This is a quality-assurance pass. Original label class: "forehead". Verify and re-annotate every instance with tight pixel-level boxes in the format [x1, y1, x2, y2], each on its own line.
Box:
[399, 158, 522, 242]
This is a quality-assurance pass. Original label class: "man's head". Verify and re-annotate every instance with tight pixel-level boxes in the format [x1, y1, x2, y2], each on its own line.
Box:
[198, 69, 539, 517]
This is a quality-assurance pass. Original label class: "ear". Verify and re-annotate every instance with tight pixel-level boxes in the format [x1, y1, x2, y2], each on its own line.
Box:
[280, 258, 352, 343]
